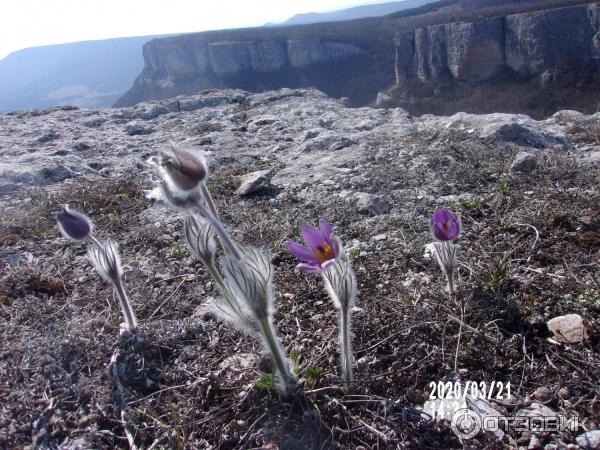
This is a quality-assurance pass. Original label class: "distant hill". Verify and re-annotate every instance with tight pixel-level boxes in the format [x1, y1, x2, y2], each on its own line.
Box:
[280, 0, 437, 25]
[0, 35, 166, 112]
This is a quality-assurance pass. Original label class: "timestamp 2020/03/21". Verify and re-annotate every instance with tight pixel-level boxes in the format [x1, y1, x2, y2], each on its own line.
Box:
[428, 381, 512, 401]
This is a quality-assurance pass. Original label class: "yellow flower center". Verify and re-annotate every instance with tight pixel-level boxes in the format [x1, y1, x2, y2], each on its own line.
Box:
[314, 242, 335, 264]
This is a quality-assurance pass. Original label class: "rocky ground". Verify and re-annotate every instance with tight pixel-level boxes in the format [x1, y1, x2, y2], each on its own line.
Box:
[0, 88, 599, 449]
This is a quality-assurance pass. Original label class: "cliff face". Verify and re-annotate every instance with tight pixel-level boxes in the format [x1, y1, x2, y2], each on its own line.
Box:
[116, 37, 366, 106]
[116, 1, 600, 109]
[395, 2, 600, 85]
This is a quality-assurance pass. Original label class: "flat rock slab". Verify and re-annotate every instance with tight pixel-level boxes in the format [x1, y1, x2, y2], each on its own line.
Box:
[235, 169, 272, 196]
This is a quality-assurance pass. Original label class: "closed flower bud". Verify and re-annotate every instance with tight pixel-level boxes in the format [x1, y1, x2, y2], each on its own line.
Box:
[156, 145, 208, 195]
[57, 205, 92, 241]
[431, 208, 460, 241]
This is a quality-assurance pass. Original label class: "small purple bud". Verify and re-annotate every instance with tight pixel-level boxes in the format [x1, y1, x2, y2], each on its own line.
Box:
[57, 205, 92, 241]
[159, 146, 207, 193]
[431, 208, 460, 241]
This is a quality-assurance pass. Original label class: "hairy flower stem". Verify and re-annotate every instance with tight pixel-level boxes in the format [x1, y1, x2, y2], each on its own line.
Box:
[200, 184, 220, 220]
[88, 234, 137, 331]
[339, 307, 354, 390]
[113, 276, 138, 332]
[89, 234, 102, 248]
[446, 270, 455, 296]
[259, 318, 294, 394]
[192, 198, 241, 260]
[205, 261, 246, 318]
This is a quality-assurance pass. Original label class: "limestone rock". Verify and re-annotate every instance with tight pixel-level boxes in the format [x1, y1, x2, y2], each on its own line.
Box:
[394, 3, 600, 84]
[576, 430, 600, 449]
[235, 169, 272, 196]
[532, 386, 552, 402]
[218, 353, 258, 371]
[516, 402, 558, 420]
[376, 92, 393, 107]
[124, 121, 154, 136]
[117, 35, 361, 107]
[417, 112, 573, 149]
[511, 151, 538, 173]
[547, 314, 588, 343]
[38, 129, 59, 143]
[351, 193, 390, 215]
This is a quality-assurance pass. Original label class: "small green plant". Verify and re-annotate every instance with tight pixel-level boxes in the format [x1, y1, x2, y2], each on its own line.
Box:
[291, 224, 300, 237]
[350, 249, 360, 260]
[483, 260, 509, 290]
[497, 179, 508, 191]
[305, 366, 323, 389]
[254, 159, 268, 167]
[458, 196, 482, 210]
[171, 247, 187, 259]
[255, 373, 275, 389]
[290, 347, 301, 376]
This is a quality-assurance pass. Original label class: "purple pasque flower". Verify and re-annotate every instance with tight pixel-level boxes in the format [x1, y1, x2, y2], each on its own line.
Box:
[431, 208, 460, 241]
[285, 219, 340, 273]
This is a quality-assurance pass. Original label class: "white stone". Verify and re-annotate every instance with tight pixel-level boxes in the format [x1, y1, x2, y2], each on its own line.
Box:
[576, 430, 600, 449]
[511, 151, 538, 172]
[234, 169, 272, 196]
[547, 314, 588, 343]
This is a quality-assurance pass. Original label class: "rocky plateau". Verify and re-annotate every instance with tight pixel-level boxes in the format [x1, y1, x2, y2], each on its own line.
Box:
[2, 88, 599, 201]
[0, 89, 599, 449]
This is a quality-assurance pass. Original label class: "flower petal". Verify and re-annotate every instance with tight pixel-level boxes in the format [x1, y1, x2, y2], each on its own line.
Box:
[285, 240, 318, 263]
[431, 208, 453, 225]
[432, 222, 450, 241]
[319, 219, 334, 241]
[300, 221, 326, 250]
[320, 258, 337, 270]
[297, 262, 323, 273]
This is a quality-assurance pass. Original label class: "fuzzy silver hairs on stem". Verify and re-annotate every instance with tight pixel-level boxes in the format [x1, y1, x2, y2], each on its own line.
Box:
[430, 208, 461, 296]
[56, 206, 138, 332]
[322, 248, 357, 390]
[285, 220, 357, 391]
[149, 143, 295, 393]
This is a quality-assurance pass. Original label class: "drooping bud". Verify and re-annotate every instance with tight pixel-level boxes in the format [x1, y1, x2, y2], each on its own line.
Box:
[57, 205, 92, 241]
[156, 145, 208, 195]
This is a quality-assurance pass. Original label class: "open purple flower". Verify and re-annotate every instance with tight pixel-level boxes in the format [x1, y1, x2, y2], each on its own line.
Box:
[285, 219, 340, 273]
[431, 208, 460, 241]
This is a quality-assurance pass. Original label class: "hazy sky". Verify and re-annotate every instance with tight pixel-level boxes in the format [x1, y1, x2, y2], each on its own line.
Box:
[0, 0, 398, 60]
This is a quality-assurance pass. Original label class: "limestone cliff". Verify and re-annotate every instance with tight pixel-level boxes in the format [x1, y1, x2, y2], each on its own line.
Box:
[116, 0, 600, 110]
[394, 2, 600, 85]
[115, 36, 366, 107]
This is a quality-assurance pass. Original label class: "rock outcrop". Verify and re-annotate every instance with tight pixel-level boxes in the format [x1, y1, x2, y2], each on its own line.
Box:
[116, 37, 364, 107]
[395, 2, 600, 84]
[2, 87, 598, 200]
[115, 1, 600, 111]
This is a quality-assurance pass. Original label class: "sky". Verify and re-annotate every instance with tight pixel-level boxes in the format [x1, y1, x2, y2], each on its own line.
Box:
[0, 0, 398, 60]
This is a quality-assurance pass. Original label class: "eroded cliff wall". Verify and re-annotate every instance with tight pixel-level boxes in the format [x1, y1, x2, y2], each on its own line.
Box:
[394, 2, 600, 85]
[116, 36, 368, 106]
